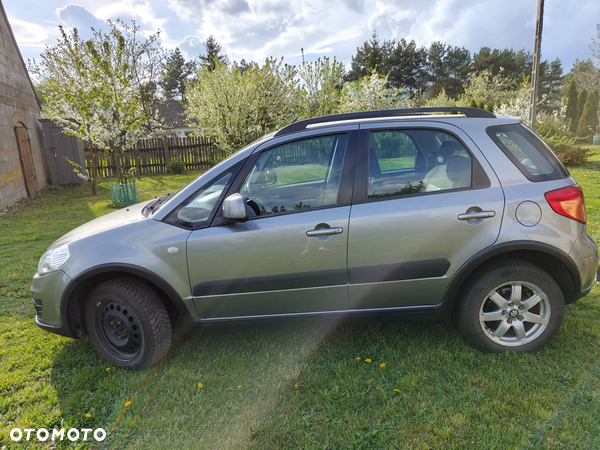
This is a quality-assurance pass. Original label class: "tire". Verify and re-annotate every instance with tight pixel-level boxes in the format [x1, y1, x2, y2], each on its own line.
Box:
[457, 260, 564, 353]
[84, 278, 172, 370]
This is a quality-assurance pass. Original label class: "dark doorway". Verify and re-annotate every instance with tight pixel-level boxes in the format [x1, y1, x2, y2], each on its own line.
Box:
[14, 125, 37, 197]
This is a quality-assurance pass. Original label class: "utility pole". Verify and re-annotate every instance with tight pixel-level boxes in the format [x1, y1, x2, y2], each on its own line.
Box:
[528, 0, 545, 130]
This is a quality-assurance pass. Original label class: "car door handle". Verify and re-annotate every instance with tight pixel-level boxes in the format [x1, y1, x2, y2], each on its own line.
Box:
[458, 211, 496, 221]
[306, 227, 343, 237]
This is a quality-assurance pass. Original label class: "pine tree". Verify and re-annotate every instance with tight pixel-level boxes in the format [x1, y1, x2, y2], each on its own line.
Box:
[563, 79, 579, 133]
[160, 47, 196, 100]
[577, 89, 588, 123]
[345, 31, 393, 82]
[588, 90, 599, 134]
[577, 90, 599, 138]
[199, 35, 228, 71]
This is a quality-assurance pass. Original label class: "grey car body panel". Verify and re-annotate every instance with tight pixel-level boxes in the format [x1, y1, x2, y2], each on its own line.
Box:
[31, 112, 598, 340]
[188, 206, 352, 318]
[65, 219, 192, 297]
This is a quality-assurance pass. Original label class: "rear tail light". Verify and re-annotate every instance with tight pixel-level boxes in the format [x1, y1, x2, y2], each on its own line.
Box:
[544, 185, 586, 224]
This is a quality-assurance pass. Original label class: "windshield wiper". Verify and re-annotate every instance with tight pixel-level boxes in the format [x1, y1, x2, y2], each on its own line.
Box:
[142, 193, 172, 217]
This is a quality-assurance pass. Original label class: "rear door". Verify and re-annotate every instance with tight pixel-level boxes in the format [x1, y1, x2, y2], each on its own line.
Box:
[347, 122, 504, 309]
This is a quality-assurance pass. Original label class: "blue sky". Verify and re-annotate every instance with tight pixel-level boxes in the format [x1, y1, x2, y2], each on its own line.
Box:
[5, 0, 600, 71]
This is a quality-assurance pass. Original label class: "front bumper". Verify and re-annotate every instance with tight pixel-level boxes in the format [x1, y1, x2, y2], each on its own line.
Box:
[30, 270, 77, 338]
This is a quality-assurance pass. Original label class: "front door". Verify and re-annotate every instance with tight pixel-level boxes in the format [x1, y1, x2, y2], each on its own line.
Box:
[14, 126, 37, 197]
[348, 124, 504, 309]
[186, 132, 354, 319]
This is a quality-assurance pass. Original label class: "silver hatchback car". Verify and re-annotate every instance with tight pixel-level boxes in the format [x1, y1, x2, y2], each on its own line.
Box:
[31, 107, 599, 369]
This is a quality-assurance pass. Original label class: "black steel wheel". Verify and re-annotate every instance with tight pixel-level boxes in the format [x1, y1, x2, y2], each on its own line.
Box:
[85, 278, 172, 370]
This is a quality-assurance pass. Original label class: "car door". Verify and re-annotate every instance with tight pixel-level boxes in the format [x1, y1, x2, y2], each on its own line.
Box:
[186, 130, 356, 319]
[347, 122, 504, 309]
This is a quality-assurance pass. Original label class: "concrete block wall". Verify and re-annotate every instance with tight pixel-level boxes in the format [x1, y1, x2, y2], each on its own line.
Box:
[0, 3, 50, 211]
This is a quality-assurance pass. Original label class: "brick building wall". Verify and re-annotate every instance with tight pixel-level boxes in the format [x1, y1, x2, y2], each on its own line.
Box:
[0, 1, 49, 211]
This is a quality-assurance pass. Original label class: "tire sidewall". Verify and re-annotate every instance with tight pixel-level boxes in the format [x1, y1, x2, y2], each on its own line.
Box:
[84, 281, 164, 370]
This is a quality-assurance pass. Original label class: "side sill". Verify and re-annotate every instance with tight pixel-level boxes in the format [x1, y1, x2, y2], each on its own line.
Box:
[194, 303, 449, 325]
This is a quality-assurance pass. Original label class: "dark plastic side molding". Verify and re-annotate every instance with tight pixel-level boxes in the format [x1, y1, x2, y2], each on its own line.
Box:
[442, 240, 582, 312]
[61, 264, 191, 337]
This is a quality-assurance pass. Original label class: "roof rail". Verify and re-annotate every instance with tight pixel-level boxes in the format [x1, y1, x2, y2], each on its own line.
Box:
[274, 107, 496, 137]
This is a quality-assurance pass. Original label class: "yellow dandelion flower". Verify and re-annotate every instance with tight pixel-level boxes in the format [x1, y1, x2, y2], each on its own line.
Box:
[237, 385, 242, 389]
[380, 363, 386, 368]
[85, 413, 91, 418]
[365, 358, 372, 363]
[125, 401, 132, 407]
[355, 357, 361, 361]
[77, 412, 81, 415]
[294, 384, 298, 389]
[393, 389, 400, 393]
[198, 383, 204, 388]
[106, 368, 110, 371]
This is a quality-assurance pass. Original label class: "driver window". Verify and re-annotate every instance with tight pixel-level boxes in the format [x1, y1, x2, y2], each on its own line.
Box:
[240, 134, 347, 217]
[174, 172, 233, 225]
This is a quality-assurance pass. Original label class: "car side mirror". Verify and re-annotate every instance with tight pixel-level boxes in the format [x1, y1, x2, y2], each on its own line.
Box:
[223, 193, 249, 222]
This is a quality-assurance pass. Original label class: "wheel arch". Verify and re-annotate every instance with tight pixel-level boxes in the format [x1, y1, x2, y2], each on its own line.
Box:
[443, 241, 580, 317]
[61, 263, 193, 338]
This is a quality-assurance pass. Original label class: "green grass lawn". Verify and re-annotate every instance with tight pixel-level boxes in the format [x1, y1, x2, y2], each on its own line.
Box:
[1, 149, 600, 449]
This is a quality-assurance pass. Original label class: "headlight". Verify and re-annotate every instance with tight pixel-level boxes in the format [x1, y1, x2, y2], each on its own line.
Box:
[38, 243, 70, 275]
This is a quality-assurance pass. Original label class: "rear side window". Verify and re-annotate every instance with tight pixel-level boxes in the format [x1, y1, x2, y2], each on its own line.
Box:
[487, 124, 568, 182]
[370, 132, 417, 172]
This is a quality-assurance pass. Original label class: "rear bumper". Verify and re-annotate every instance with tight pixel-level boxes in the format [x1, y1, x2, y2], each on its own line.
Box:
[569, 226, 599, 300]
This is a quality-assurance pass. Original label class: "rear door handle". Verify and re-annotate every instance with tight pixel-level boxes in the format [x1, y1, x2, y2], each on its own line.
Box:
[306, 227, 343, 237]
[458, 211, 496, 221]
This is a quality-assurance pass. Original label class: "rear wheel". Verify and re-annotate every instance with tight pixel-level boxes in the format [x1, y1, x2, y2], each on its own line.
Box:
[457, 260, 564, 353]
[84, 278, 172, 370]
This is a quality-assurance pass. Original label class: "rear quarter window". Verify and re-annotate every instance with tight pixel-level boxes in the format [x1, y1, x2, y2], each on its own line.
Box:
[486, 123, 568, 182]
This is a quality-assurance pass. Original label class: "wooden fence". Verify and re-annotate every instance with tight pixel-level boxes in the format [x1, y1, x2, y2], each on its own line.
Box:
[84, 136, 227, 178]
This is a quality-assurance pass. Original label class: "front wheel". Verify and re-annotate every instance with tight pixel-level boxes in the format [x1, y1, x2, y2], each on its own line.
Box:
[84, 278, 172, 370]
[457, 260, 564, 353]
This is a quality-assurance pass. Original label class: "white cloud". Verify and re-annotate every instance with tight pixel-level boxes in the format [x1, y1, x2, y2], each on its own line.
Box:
[55, 4, 108, 33]
[94, 0, 169, 33]
[7, 17, 53, 45]
[6, 0, 600, 72]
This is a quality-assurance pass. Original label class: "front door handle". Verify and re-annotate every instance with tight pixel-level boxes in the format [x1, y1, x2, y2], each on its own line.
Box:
[458, 210, 496, 221]
[306, 227, 343, 237]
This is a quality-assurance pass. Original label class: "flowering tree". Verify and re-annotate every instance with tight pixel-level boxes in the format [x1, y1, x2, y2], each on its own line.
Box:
[298, 51, 345, 118]
[459, 69, 514, 107]
[29, 20, 164, 193]
[340, 71, 410, 113]
[495, 80, 531, 121]
[185, 58, 301, 154]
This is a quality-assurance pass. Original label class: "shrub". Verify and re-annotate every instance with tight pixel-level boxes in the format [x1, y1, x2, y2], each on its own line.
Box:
[168, 158, 186, 174]
[536, 121, 590, 165]
[544, 135, 589, 165]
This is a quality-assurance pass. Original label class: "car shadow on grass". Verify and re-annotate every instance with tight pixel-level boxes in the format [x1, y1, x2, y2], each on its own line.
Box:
[49, 302, 600, 450]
